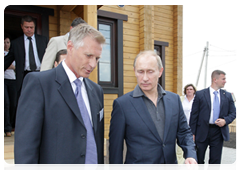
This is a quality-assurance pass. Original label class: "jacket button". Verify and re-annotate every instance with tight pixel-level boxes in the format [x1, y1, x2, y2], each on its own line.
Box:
[81, 154, 85, 157]
[163, 144, 165, 147]
[81, 134, 86, 139]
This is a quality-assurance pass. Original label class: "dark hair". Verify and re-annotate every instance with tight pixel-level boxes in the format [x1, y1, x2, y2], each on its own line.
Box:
[55, 49, 67, 63]
[4, 33, 11, 40]
[21, 15, 35, 25]
[211, 70, 226, 81]
[71, 17, 86, 27]
[183, 84, 197, 95]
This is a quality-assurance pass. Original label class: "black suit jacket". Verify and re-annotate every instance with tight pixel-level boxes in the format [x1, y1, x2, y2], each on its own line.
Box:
[4, 34, 48, 92]
[190, 88, 236, 142]
[109, 89, 197, 164]
[14, 63, 104, 164]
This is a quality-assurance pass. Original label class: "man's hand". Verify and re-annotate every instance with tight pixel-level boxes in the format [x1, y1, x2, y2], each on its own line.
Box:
[215, 118, 226, 127]
[193, 135, 195, 142]
[185, 158, 198, 170]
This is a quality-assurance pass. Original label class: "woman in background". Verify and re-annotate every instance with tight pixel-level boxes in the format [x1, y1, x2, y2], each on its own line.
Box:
[177, 84, 196, 163]
[4, 34, 17, 137]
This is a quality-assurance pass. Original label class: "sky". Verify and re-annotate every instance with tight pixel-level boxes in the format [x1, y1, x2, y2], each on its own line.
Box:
[182, 1, 239, 113]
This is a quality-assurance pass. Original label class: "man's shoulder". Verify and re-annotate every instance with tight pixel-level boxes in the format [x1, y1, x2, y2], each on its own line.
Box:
[49, 34, 66, 41]
[196, 88, 208, 94]
[11, 35, 24, 44]
[84, 78, 102, 91]
[26, 68, 55, 81]
[35, 34, 47, 39]
[115, 91, 133, 102]
[164, 90, 180, 99]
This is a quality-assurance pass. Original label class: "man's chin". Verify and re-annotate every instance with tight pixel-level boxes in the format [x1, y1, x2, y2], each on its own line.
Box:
[82, 72, 91, 78]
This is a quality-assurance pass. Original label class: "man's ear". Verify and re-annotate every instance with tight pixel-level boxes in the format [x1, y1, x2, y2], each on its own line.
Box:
[54, 61, 58, 68]
[159, 67, 164, 78]
[67, 41, 74, 54]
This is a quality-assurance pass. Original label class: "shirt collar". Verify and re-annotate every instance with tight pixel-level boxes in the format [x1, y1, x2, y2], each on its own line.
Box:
[62, 60, 83, 84]
[24, 34, 35, 41]
[133, 84, 166, 98]
[210, 86, 220, 94]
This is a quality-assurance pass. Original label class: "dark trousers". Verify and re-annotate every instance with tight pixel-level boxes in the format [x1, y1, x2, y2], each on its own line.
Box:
[196, 124, 223, 164]
[4, 79, 17, 132]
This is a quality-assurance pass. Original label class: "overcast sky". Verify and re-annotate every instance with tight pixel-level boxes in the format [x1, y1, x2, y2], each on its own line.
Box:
[182, 1, 239, 113]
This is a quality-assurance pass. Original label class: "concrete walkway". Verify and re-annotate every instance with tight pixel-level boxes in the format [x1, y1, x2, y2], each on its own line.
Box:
[180, 147, 238, 170]
[105, 147, 238, 170]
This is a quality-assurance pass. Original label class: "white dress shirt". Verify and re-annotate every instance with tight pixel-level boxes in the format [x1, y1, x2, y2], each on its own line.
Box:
[182, 95, 195, 125]
[24, 34, 41, 71]
[209, 87, 221, 124]
[62, 60, 93, 125]
[4, 51, 16, 79]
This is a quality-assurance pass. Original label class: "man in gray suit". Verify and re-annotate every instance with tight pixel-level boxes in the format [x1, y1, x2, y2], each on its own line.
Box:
[14, 24, 105, 164]
[40, 17, 86, 71]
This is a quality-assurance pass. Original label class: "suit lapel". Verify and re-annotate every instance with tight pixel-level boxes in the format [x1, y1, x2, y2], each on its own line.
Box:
[20, 36, 26, 61]
[130, 93, 162, 143]
[162, 93, 172, 142]
[84, 78, 100, 134]
[204, 88, 211, 109]
[55, 63, 85, 127]
[34, 34, 41, 60]
[220, 89, 226, 116]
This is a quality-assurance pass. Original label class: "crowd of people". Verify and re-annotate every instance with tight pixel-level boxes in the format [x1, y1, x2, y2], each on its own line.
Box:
[4, 15, 236, 164]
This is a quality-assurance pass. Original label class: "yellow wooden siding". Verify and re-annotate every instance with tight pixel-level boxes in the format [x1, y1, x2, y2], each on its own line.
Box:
[229, 119, 236, 133]
[104, 94, 118, 139]
[173, 5, 183, 95]
[99, 5, 140, 137]
[100, 5, 139, 95]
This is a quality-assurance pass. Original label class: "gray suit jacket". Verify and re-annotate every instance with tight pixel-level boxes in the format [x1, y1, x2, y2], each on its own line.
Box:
[40, 33, 68, 71]
[14, 63, 104, 164]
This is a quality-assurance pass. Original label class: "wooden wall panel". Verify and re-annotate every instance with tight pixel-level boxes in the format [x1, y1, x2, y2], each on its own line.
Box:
[38, 5, 58, 39]
[104, 94, 118, 139]
[173, 5, 183, 95]
[153, 5, 182, 93]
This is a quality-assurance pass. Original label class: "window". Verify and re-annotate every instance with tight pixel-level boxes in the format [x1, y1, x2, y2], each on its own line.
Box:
[98, 18, 117, 87]
[154, 40, 169, 90]
[97, 10, 128, 96]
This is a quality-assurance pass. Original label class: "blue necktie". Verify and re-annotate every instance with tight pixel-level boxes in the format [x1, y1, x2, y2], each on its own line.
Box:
[74, 79, 98, 164]
[213, 91, 220, 123]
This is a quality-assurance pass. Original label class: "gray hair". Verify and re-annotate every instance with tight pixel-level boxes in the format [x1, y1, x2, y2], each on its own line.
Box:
[68, 24, 105, 49]
[133, 50, 163, 70]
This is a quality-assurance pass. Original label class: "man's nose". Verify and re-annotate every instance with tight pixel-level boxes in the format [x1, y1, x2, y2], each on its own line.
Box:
[89, 58, 97, 69]
[143, 72, 148, 81]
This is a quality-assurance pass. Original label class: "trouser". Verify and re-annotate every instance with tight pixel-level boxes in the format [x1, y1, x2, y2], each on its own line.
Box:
[196, 124, 223, 164]
[4, 79, 17, 131]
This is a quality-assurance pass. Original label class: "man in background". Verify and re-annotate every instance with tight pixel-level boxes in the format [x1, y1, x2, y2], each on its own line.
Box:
[4, 15, 48, 99]
[54, 49, 67, 67]
[40, 17, 86, 71]
[190, 70, 236, 164]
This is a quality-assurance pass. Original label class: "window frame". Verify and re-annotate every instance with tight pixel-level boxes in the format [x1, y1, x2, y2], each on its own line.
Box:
[97, 10, 128, 97]
[154, 40, 169, 90]
[98, 18, 117, 87]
